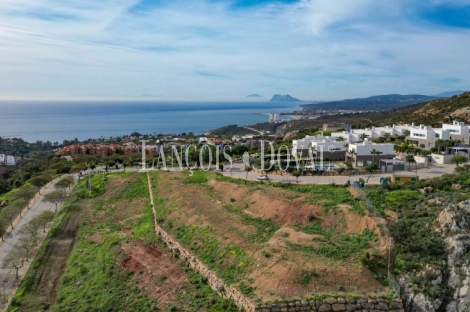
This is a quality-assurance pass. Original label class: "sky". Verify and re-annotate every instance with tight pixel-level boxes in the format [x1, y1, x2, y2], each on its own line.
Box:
[0, 0, 469, 101]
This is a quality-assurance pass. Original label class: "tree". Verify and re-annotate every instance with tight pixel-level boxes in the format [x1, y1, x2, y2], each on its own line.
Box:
[383, 133, 391, 142]
[1, 205, 22, 229]
[336, 136, 345, 142]
[451, 155, 468, 167]
[42, 190, 65, 212]
[12, 187, 36, 208]
[1, 247, 27, 279]
[29, 176, 50, 194]
[405, 154, 416, 171]
[16, 236, 37, 259]
[403, 130, 410, 136]
[345, 160, 353, 177]
[370, 149, 382, 165]
[244, 167, 253, 184]
[359, 133, 369, 141]
[55, 176, 74, 193]
[11, 199, 28, 218]
[19, 219, 42, 244]
[35, 211, 56, 233]
[292, 170, 301, 183]
[365, 163, 378, 183]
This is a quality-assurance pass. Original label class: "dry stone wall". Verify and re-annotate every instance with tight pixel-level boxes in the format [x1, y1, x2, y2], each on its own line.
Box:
[253, 298, 404, 312]
[146, 172, 404, 312]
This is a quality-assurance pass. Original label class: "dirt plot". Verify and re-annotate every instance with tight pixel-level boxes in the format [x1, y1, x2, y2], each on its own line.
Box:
[151, 172, 388, 302]
[120, 242, 191, 310]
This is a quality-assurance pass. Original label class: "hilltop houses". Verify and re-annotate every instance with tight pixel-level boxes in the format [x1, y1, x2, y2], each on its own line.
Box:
[293, 120, 470, 168]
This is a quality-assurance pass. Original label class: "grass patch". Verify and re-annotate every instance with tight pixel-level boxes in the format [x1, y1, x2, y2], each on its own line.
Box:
[183, 171, 208, 184]
[288, 229, 376, 260]
[173, 224, 251, 284]
[222, 205, 280, 243]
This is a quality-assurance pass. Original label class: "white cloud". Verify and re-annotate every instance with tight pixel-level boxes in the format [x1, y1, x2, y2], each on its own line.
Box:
[0, 0, 469, 100]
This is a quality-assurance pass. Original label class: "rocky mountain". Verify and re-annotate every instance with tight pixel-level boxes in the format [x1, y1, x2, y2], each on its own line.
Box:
[401, 198, 470, 312]
[269, 94, 300, 102]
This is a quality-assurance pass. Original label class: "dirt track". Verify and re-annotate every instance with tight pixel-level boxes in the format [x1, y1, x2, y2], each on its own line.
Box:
[26, 204, 83, 309]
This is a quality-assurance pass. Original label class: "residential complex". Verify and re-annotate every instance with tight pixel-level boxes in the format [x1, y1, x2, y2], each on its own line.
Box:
[293, 120, 470, 168]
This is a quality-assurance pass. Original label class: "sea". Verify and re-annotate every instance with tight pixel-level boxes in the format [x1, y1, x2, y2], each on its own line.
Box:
[0, 101, 301, 143]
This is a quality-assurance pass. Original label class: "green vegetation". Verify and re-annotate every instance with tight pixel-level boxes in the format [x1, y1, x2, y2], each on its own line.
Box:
[290, 226, 376, 260]
[76, 173, 106, 198]
[222, 204, 280, 243]
[172, 224, 251, 284]
[296, 270, 318, 286]
[183, 171, 208, 184]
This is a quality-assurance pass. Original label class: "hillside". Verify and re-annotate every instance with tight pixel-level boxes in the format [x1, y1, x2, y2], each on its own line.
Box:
[280, 91, 470, 132]
[301, 94, 442, 111]
[10, 172, 238, 312]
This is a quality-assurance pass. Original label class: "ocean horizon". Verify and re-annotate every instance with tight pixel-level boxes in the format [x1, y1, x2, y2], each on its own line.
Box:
[0, 101, 301, 143]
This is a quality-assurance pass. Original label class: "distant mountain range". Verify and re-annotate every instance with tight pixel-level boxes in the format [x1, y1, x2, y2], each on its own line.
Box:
[299, 91, 470, 128]
[433, 91, 466, 98]
[269, 94, 300, 102]
[246, 94, 263, 98]
[301, 94, 443, 111]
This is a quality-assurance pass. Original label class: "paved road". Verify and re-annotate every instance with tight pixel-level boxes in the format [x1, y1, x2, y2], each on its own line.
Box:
[221, 161, 457, 184]
[0, 176, 74, 309]
[81, 161, 457, 185]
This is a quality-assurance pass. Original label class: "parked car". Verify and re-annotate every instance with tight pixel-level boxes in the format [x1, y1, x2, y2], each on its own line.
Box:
[257, 175, 269, 181]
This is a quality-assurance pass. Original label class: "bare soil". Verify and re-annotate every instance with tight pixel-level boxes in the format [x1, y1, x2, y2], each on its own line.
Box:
[152, 172, 388, 301]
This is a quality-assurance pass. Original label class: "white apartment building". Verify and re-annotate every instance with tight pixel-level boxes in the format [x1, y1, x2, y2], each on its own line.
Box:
[443, 121, 470, 144]
[347, 140, 395, 167]
[292, 135, 346, 159]
[0, 154, 5, 163]
[407, 124, 450, 148]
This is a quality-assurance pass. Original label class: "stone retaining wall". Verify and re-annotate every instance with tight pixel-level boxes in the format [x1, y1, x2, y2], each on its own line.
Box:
[146, 172, 404, 312]
[253, 297, 404, 312]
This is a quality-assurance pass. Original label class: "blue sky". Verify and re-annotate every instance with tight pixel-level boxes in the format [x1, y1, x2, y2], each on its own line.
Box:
[0, 0, 469, 101]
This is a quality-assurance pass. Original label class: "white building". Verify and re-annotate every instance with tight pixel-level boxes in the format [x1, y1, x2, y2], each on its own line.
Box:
[6, 156, 16, 166]
[443, 120, 470, 144]
[198, 137, 208, 143]
[268, 114, 279, 123]
[292, 135, 347, 159]
[347, 140, 395, 167]
[1, 155, 16, 166]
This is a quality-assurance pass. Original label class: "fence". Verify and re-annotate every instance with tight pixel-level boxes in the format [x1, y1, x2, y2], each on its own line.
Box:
[353, 185, 401, 296]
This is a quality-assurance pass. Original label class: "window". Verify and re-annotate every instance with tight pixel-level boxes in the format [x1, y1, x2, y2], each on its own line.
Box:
[428, 143, 434, 147]
[395, 177, 401, 181]
[413, 133, 425, 137]
[450, 129, 459, 133]
[435, 133, 440, 138]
